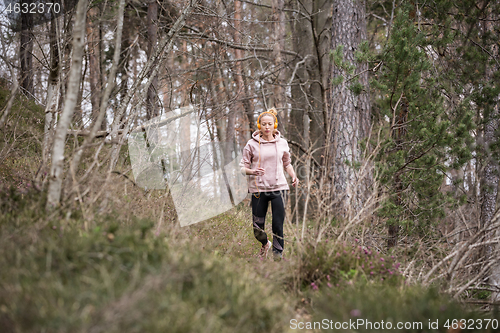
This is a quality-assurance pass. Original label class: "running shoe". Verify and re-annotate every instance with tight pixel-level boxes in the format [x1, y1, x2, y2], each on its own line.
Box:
[259, 240, 272, 258]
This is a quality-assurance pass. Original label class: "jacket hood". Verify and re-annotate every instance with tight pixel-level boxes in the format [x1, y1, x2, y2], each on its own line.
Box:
[251, 130, 281, 143]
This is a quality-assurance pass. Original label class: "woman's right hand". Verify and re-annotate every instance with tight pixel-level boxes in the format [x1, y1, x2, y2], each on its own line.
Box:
[252, 167, 265, 176]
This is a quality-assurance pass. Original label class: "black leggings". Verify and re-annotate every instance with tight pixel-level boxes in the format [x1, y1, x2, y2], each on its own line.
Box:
[251, 190, 287, 254]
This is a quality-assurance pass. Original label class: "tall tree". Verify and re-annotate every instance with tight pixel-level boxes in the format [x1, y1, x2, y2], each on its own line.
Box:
[372, 4, 475, 248]
[270, 0, 286, 114]
[233, 0, 254, 136]
[40, 12, 61, 184]
[86, 3, 103, 129]
[401, 0, 500, 288]
[475, 2, 500, 303]
[119, 6, 132, 107]
[146, 0, 159, 119]
[47, 0, 89, 208]
[288, 0, 331, 222]
[19, 0, 34, 98]
[329, 0, 371, 216]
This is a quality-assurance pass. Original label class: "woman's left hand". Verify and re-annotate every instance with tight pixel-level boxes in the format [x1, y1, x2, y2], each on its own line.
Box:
[292, 177, 299, 187]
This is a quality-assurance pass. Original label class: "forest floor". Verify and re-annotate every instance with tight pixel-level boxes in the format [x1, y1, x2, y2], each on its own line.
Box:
[0, 84, 498, 332]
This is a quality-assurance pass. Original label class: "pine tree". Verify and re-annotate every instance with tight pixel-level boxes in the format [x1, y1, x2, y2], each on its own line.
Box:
[329, 0, 371, 217]
[372, 6, 474, 247]
[415, 0, 500, 296]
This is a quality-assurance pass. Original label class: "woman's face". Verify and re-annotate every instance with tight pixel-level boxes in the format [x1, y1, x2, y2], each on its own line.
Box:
[260, 115, 275, 135]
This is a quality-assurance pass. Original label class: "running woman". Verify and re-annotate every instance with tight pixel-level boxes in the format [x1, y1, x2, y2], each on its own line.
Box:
[239, 108, 298, 259]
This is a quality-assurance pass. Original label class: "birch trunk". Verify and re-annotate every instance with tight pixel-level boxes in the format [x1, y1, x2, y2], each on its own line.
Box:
[46, 0, 88, 209]
[38, 14, 61, 186]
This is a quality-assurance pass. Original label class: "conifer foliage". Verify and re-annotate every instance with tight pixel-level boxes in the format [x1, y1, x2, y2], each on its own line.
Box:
[371, 6, 474, 246]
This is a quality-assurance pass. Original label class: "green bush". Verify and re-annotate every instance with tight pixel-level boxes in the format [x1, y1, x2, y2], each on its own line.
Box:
[309, 285, 498, 332]
[289, 239, 403, 292]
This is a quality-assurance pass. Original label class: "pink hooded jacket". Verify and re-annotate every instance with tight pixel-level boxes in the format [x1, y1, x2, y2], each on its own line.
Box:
[239, 130, 291, 193]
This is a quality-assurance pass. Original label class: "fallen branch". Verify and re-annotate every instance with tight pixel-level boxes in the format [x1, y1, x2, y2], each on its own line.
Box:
[111, 170, 137, 186]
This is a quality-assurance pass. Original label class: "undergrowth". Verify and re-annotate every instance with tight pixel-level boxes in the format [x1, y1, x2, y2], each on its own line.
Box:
[1, 83, 498, 332]
[0, 191, 293, 333]
[0, 81, 44, 194]
[310, 285, 495, 332]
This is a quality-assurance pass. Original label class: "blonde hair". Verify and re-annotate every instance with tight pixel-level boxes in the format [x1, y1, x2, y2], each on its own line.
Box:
[262, 107, 278, 120]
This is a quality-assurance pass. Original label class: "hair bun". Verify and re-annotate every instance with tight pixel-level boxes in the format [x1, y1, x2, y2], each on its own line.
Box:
[267, 107, 278, 117]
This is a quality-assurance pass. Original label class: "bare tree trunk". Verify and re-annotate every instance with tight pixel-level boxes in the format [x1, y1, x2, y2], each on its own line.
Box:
[86, 4, 103, 129]
[106, 0, 198, 174]
[489, 103, 500, 301]
[287, 0, 331, 221]
[37, 14, 61, 187]
[19, 0, 34, 98]
[387, 99, 408, 248]
[289, 1, 309, 223]
[329, 0, 370, 217]
[224, 107, 236, 164]
[479, 116, 499, 229]
[68, 0, 126, 191]
[271, 0, 286, 114]
[180, 109, 192, 181]
[210, 65, 228, 155]
[356, 1, 370, 139]
[119, 8, 132, 108]
[46, 0, 88, 209]
[210, 76, 226, 144]
[482, 9, 500, 302]
[233, 0, 254, 136]
[309, 0, 330, 166]
[146, 0, 159, 120]
[213, 60, 235, 164]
